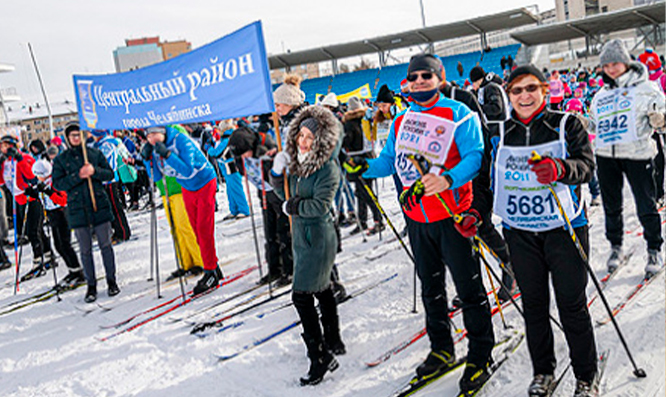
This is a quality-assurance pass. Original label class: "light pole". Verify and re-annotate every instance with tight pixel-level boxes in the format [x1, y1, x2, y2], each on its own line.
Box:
[418, 0, 434, 53]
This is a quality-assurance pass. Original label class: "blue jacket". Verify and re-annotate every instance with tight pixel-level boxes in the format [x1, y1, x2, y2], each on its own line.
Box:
[364, 94, 484, 223]
[151, 125, 216, 192]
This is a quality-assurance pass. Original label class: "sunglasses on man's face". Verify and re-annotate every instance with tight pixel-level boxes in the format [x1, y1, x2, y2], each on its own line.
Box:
[508, 84, 540, 96]
[406, 72, 433, 82]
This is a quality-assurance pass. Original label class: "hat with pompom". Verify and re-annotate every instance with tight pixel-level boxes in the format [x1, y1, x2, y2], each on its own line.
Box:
[273, 74, 305, 106]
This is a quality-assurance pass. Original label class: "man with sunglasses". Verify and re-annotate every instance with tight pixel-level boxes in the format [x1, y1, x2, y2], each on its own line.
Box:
[353, 54, 494, 395]
[52, 122, 120, 303]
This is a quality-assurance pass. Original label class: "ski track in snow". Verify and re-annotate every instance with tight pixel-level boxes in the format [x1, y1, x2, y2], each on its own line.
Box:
[0, 181, 663, 396]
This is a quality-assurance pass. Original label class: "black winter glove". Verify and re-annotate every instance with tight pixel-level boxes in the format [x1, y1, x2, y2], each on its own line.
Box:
[343, 156, 368, 180]
[282, 196, 302, 216]
[37, 181, 54, 196]
[154, 141, 170, 158]
[6, 147, 22, 161]
[141, 143, 154, 161]
[24, 185, 39, 199]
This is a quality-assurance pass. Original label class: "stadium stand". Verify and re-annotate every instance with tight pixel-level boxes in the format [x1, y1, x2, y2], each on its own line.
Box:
[274, 43, 521, 103]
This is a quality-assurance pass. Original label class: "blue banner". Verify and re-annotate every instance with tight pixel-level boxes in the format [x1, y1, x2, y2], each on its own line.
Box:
[73, 21, 275, 130]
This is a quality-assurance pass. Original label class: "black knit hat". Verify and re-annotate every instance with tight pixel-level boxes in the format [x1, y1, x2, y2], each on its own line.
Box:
[376, 84, 395, 104]
[228, 127, 258, 157]
[469, 66, 486, 82]
[507, 64, 547, 86]
[29, 139, 46, 155]
[407, 54, 443, 79]
[64, 121, 80, 137]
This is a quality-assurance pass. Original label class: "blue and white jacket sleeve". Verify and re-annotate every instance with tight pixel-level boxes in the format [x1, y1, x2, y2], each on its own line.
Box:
[363, 120, 398, 179]
[445, 107, 483, 189]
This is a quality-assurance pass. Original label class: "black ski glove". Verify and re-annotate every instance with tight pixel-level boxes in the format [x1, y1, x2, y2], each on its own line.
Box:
[153, 141, 171, 158]
[24, 185, 39, 199]
[141, 143, 154, 161]
[6, 147, 22, 161]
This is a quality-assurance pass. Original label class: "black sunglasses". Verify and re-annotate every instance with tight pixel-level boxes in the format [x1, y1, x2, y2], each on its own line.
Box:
[406, 72, 434, 82]
[508, 84, 541, 96]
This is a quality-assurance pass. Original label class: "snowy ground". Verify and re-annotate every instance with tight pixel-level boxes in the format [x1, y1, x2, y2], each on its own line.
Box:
[0, 178, 663, 397]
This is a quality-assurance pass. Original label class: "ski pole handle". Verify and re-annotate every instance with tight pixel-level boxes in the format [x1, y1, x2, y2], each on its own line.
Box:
[406, 155, 462, 223]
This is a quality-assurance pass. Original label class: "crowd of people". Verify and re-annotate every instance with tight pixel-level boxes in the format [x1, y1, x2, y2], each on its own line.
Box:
[0, 38, 664, 396]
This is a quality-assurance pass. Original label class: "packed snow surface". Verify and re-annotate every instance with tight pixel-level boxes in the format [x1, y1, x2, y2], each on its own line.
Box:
[0, 181, 663, 396]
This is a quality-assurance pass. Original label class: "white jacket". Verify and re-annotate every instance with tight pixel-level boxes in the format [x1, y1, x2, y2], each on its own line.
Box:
[590, 62, 666, 160]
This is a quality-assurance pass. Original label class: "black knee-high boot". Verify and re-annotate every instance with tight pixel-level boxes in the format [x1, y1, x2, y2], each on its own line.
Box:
[316, 287, 346, 355]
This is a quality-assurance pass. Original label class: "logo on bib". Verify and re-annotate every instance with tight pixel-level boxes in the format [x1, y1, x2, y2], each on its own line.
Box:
[435, 125, 447, 135]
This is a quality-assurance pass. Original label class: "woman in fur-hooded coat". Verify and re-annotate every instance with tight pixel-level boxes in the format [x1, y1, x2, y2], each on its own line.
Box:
[273, 105, 345, 385]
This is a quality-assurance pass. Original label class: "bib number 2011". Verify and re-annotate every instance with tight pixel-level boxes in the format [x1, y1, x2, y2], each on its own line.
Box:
[506, 194, 555, 216]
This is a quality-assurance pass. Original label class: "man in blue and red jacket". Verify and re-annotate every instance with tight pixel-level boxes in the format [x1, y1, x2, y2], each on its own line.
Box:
[348, 54, 494, 394]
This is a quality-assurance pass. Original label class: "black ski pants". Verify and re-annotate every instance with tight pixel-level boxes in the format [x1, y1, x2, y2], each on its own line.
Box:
[596, 156, 663, 251]
[262, 190, 293, 278]
[18, 200, 52, 260]
[47, 208, 81, 272]
[503, 225, 597, 382]
[293, 286, 339, 342]
[407, 217, 495, 366]
[106, 182, 132, 241]
[353, 179, 381, 226]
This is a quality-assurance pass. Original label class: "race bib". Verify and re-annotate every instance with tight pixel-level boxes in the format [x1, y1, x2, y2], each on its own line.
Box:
[494, 140, 579, 232]
[594, 87, 638, 148]
[395, 111, 459, 186]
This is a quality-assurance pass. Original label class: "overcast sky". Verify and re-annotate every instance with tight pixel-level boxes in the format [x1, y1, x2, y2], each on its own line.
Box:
[0, 0, 554, 104]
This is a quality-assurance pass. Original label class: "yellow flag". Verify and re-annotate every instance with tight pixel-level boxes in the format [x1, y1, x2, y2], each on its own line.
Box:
[337, 84, 372, 103]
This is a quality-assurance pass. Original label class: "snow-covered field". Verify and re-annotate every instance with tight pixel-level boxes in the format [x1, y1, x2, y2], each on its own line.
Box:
[0, 179, 663, 397]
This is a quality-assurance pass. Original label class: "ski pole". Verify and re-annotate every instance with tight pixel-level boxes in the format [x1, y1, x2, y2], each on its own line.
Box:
[340, 168, 367, 243]
[39, 192, 60, 302]
[242, 159, 270, 296]
[14, 199, 29, 294]
[531, 151, 646, 378]
[147, 160, 158, 297]
[11, 159, 19, 295]
[160, 162, 186, 303]
[406, 155, 511, 323]
[358, 178, 417, 313]
[479, 247, 507, 328]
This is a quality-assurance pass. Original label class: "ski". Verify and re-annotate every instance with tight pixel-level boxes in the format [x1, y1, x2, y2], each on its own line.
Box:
[596, 265, 666, 326]
[389, 331, 524, 397]
[587, 246, 637, 308]
[214, 273, 398, 362]
[0, 282, 87, 316]
[97, 265, 257, 335]
[548, 349, 610, 397]
[365, 290, 517, 368]
[454, 332, 525, 397]
[167, 283, 266, 323]
[190, 286, 293, 334]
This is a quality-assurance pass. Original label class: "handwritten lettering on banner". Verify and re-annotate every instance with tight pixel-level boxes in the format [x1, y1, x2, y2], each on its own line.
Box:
[73, 21, 274, 130]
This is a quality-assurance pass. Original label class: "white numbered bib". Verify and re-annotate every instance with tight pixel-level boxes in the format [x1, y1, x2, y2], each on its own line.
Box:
[395, 111, 469, 186]
[3, 161, 22, 197]
[594, 86, 639, 148]
[244, 157, 273, 192]
[493, 115, 581, 232]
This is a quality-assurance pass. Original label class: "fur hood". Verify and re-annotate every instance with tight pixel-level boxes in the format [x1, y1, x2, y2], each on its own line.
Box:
[342, 107, 366, 123]
[286, 105, 340, 178]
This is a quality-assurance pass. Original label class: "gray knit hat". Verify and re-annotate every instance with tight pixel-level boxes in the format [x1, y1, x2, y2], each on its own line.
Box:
[600, 39, 631, 66]
[273, 74, 305, 106]
[347, 96, 363, 111]
[299, 117, 319, 135]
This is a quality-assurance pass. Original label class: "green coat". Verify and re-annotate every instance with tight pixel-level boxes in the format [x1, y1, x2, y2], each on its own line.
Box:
[52, 145, 114, 229]
[276, 105, 342, 293]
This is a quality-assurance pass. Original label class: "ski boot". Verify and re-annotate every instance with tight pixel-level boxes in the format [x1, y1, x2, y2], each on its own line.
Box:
[645, 249, 663, 279]
[416, 349, 457, 379]
[606, 245, 622, 273]
[366, 222, 385, 236]
[299, 333, 339, 386]
[193, 266, 222, 295]
[20, 260, 45, 282]
[573, 378, 599, 397]
[528, 374, 555, 396]
[108, 279, 120, 297]
[339, 212, 356, 228]
[458, 361, 492, 396]
[0, 247, 11, 271]
[349, 223, 367, 236]
[58, 270, 86, 290]
[84, 285, 97, 303]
